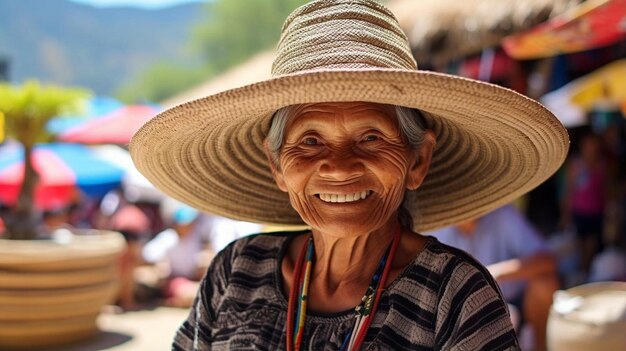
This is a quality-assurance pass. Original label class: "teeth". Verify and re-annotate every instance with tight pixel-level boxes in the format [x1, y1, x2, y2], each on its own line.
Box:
[318, 191, 370, 203]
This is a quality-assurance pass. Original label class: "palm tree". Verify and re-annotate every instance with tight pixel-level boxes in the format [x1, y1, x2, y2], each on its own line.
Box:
[0, 81, 88, 240]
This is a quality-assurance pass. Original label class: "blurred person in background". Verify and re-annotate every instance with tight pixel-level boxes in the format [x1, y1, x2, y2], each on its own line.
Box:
[141, 205, 211, 307]
[66, 188, 101, 230]
[100, 188, 151, 310]
[561, 132, 608, 278]
[39, 205, 72, 239]
[202, 215, 263, 253]
[159, 197, 262, 254]
[429, 204, 559, 351]
[593, 107, 626, 285]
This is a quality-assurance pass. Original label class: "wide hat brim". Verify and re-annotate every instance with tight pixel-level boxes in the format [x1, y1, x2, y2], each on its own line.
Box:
[130, 68, 569, 232]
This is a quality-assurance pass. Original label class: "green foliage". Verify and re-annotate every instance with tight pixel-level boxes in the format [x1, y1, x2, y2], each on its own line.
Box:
[115, 62, 211, 104]
[0, 80, 89, 147]
[0, 80, 89, 240]
[117, 0, 309, 103]
[191, 0, 309, 73]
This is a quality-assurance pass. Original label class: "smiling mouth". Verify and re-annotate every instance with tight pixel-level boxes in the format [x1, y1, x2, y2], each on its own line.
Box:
[316, 190, 372, 203]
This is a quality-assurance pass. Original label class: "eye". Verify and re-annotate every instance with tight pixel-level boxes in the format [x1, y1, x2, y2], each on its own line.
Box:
[363, 134, 379, 142]
[303, 137, 318, 145]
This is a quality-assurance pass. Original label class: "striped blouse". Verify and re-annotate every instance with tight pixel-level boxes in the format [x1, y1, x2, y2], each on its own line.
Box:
[173, 231, 520, 350]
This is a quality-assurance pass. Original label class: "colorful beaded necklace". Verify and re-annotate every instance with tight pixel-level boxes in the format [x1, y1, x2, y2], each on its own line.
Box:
[286, 226, 402, 351]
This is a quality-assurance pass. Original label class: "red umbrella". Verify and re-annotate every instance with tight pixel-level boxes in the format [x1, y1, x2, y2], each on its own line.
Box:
[58, 105, 159, 145]
[503, 0, 626, 60]
[0, 142, 125, 210]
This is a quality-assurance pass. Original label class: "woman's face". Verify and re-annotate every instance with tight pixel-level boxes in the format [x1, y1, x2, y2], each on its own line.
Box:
[267, 102, 434, 237]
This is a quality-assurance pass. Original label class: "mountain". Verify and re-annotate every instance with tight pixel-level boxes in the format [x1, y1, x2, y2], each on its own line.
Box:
[0, 0, 205, 96]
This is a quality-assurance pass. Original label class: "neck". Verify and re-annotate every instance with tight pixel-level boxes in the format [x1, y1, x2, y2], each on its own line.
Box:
[310, 220, 399, 294]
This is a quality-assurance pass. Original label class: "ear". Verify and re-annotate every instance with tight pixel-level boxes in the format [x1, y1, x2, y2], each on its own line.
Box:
[263, 140, 288, 192]
[406, 129, 436, 190]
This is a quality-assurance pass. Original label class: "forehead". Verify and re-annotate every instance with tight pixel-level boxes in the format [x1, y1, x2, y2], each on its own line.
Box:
[287, 102, 397, 130]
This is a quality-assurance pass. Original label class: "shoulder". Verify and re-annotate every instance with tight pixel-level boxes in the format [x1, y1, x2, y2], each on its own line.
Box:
[420, 240, 519, 349]
[422, 238, 490, 274]
[386, 238, 518, 348]
[415, 238, 501, 294]
[199, 231, 305, 308]
[220, 230, 300, 256]
[391, 237, 502, 302]
[208, 230, 305, 275]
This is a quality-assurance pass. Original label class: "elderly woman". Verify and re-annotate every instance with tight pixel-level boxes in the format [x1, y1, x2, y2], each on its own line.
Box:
[130, 1, 568, 350]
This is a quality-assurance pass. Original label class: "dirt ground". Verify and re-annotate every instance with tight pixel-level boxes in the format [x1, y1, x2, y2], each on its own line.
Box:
[43, 305, 190, 351]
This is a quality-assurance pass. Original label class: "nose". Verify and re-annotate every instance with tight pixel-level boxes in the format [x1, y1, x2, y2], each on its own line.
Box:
[318, 148, 366, 181]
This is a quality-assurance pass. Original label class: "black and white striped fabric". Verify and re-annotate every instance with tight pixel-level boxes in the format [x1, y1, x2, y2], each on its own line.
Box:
[173, 231, 520, 351]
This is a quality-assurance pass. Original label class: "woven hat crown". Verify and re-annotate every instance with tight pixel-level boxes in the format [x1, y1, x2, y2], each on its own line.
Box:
[272, 0, 417, 75]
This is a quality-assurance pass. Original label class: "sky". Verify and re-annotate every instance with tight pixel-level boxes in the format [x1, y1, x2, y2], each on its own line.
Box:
[69, 0, 207, 9]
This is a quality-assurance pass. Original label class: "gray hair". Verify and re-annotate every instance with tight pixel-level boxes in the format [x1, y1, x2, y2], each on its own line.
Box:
[266, 105, 427, 168]
[265, 105, 428, 231]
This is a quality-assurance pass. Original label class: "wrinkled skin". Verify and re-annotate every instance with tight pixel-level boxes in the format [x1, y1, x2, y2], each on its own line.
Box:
[266, 102, 435, 237]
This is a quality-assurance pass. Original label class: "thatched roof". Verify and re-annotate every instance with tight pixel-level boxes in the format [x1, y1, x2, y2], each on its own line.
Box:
[388, 0, 582, 67]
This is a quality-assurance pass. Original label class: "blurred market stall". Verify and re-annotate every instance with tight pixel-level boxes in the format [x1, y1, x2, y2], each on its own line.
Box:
[503, 0, 626, 60]
[388, 0, 581, 68]
[541, 59, 626, 127]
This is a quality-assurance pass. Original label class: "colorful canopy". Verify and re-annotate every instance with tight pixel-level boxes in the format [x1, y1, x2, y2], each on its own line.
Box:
[46, 96, 123, 134]
[0, 142, 125, 209]
[541, 59, 626, 127]
[90, 145, 165, 203]
[58, 105, 159, 145]
[503, 0, 626, 59]
[389, 0, 577, 67]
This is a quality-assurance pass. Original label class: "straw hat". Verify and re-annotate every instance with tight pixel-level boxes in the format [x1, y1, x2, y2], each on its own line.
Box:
[130, 0, 568, 231]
